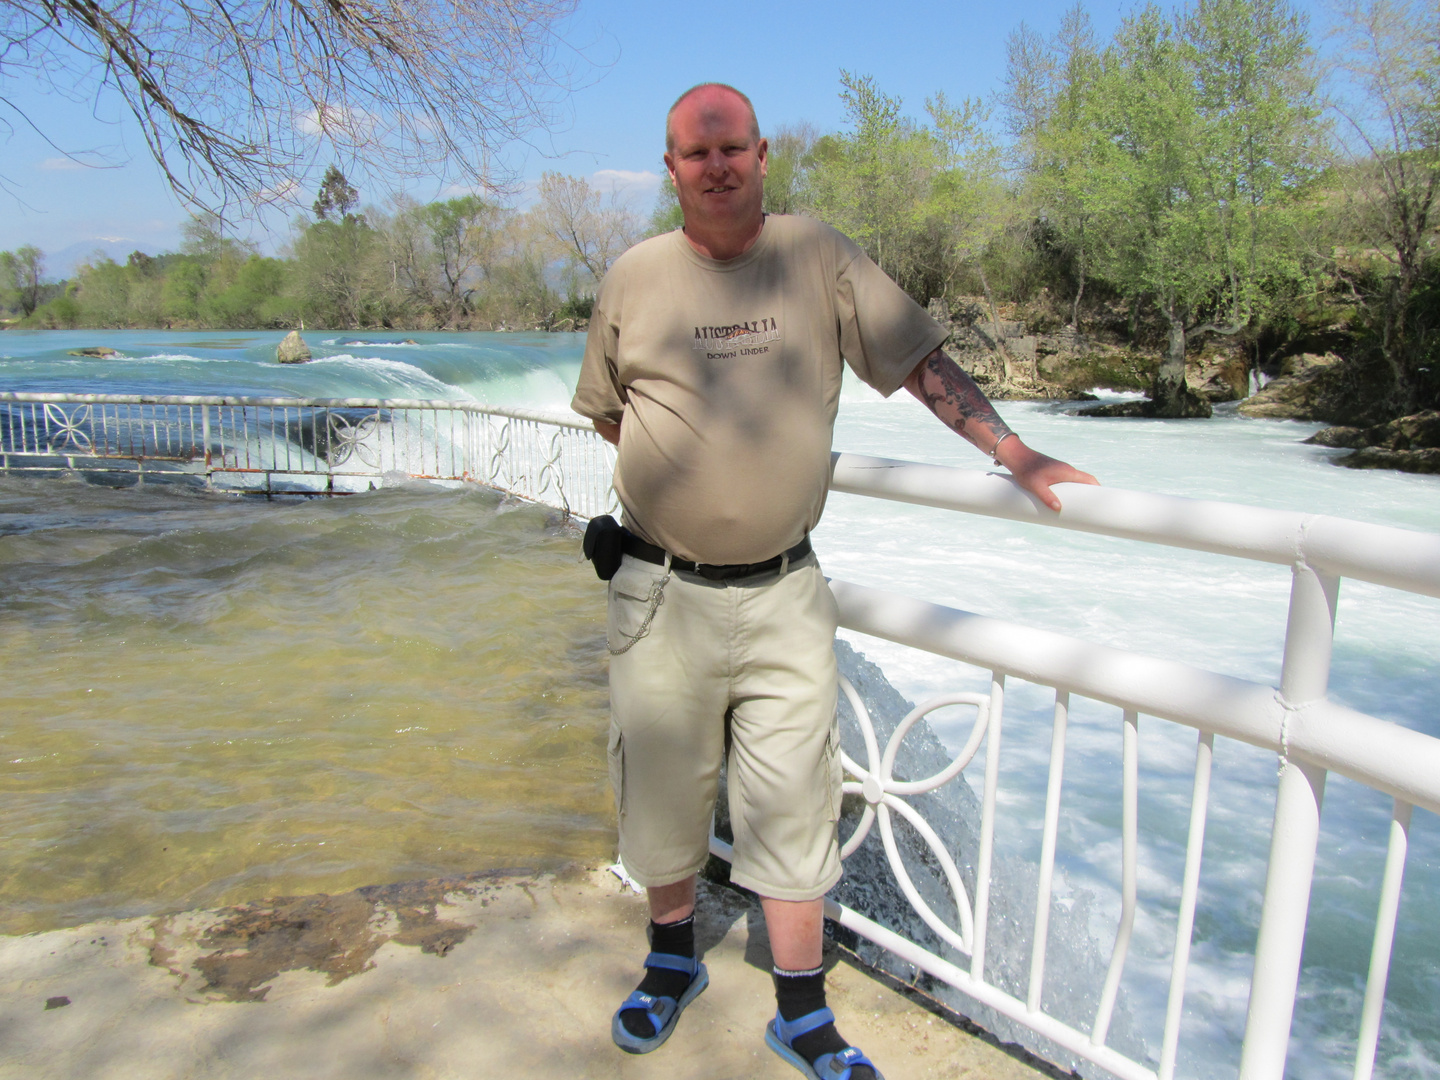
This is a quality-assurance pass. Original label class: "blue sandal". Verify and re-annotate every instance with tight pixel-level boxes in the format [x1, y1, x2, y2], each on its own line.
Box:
[610, 952, 709, 1054]
[765, 1007, 885, 1080]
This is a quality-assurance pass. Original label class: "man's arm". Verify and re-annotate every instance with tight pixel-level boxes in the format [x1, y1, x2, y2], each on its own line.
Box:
[594, 419, 621, 445]
[902, 347, 1098, 511]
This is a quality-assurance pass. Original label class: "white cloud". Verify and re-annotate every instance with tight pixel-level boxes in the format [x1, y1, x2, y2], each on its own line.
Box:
[591, 169, 662, 197]
[38, 157, 90, 171]
[250, 179, 302, 206]
[295, 105, 378, 139]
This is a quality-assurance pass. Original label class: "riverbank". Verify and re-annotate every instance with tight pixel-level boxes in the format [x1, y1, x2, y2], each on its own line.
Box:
[0, 866, 1049, 1080]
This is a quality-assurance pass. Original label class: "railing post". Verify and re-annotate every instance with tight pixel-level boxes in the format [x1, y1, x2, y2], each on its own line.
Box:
[1239, 562, 1339, 1080]
[201, 406, 212, 488]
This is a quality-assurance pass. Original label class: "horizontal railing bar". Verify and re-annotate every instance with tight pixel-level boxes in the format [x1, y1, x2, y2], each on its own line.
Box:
[0, 393, 595, 431]
[830, 452, 1440, 599]
[831, 578, 1440, 817]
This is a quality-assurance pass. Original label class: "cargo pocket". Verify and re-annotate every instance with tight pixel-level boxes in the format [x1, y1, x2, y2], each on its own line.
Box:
[607, 723, 625, 819]
[607, 562, 663, 652]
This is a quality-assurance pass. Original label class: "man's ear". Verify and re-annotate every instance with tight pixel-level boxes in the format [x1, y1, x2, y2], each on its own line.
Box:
[758, 138, 768, 179]
[663, 152, 677, 185]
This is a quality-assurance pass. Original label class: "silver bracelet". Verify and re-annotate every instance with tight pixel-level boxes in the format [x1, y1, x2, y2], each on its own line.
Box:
[991, 430, 1016, 465]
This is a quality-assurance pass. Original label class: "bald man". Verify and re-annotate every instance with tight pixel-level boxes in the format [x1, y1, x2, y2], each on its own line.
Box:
[573, 82, 1096, 1080]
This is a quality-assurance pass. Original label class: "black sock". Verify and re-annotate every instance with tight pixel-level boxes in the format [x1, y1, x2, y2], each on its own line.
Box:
[773, 966, 876, 1080]
[620, 915, 696, 1038]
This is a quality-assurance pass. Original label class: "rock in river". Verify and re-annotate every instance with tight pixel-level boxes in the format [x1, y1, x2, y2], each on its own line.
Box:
[276, 331, 312, 364]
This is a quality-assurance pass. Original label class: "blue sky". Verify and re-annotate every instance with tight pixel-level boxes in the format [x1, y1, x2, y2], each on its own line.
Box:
[0, 0, 1338, 271]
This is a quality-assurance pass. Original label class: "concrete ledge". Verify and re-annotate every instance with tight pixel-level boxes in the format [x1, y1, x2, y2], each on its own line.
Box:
[0, 867, 1047, 1079]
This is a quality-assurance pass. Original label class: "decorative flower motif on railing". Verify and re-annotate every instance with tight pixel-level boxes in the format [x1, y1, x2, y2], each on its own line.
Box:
[486, 417, 512, 488]
[534, 428, 570, 514]
[837, 674, 990, 958]
[325, 412, 381, 469]
[43, 404, 93, 453]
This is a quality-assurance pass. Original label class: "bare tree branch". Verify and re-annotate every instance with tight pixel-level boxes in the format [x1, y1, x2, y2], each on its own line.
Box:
[1, 0, 583, 211]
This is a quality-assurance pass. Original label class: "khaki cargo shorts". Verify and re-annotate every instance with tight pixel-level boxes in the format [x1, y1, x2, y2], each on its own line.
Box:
[606, 551, 842, 901]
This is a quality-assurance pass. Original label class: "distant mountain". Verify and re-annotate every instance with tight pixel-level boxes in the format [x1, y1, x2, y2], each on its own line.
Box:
[47, 238, 163, 280]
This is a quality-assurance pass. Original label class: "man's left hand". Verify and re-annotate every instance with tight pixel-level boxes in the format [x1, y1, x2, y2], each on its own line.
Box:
[994, 437, 1099, 512]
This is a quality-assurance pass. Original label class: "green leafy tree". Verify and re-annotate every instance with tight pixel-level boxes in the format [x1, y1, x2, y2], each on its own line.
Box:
[204, 256, 292, 326]
[290, 215, 380, 328]
[1329, 0, 1440, 413]
[647, 180, 684, 237]
[808, 72, 944, 297]
[0, 246, 46, 317]
[73, 257, 134, 327]
[1082, 0, 1321, 417]
[1002, 6, 1104, 330]
[415, 195, 504, 326]
[762, 123, 819, 216]
[313, 166, 362, 224]
[924, 92, 1020, 373]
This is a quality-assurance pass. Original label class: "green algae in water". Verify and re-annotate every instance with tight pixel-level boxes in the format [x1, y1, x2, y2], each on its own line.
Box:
[0, 478, 613, 935]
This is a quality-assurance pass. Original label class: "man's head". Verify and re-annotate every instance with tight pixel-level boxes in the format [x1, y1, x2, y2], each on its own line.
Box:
[664, 83, 760, 152]
[663, 83, 767, 254]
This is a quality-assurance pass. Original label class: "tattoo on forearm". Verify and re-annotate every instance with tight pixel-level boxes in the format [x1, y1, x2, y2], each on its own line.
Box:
[911, 349, 1013, 451]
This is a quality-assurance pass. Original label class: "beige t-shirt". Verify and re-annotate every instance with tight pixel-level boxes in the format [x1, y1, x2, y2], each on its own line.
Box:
[571, 215, 948, 564]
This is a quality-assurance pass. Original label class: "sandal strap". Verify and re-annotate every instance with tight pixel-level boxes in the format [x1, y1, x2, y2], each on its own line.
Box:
[616, 990, 671, 1036]
[643, 951, 700, 976]
[772, 1005, 837, 1044]
[815, 1045, 876, 1080]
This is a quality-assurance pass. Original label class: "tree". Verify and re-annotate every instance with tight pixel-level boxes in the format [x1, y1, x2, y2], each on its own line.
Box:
[1, 0, 581, 209]
[0, 245, 44, 316]
[808, 72, 946, 299]
[647, 180, 684, 237]
[1002, 7, 1104, 330]
[924, 92, 1019, 373]
[763, 123, 819, 215]
[416, 195, 504, 326]
[1082, 0, 1321, 417]
[289, 212, 380, 328]
[1329, 0, 1440, 413]
[535, 173, 640, 287]
[313, 166, 361, 223]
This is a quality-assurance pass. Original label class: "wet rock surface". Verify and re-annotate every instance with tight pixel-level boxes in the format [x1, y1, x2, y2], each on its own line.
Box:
[1237, 351, 1353, 421]
[148, 872, 502, 1003]
[275, 330, 311, 364]
[1306, 410, 1440, 473]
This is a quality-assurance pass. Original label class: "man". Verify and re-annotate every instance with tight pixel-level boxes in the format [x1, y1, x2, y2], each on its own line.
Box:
[572, 83, 1096, 1080]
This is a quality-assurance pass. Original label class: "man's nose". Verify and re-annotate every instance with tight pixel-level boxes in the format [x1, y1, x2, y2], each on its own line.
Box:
[702, 150, 729, 175]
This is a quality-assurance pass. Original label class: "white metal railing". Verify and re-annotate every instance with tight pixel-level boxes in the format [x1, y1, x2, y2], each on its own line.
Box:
[0, 393, 619, 519]
[4, 395, 1436, 1080]
[799, 453, 1440, 1080]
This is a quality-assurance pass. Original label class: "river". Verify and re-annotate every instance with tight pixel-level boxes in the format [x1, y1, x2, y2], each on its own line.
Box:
[0, 329, 1435, 1079]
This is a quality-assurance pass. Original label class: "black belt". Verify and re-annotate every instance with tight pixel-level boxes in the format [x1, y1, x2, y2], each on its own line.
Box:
[622, 533, 812, 581]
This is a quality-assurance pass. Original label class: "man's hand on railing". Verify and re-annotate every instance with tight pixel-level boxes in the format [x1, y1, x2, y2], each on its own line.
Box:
[993, 437, 1099, 513]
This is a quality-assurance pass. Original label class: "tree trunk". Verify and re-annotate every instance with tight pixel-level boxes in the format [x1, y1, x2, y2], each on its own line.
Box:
[1151, 302, 1212, 419]
[975, 264, 1014, 383]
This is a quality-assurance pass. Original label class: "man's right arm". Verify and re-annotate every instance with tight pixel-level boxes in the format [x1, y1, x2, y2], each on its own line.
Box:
[594, 420, 621, 445]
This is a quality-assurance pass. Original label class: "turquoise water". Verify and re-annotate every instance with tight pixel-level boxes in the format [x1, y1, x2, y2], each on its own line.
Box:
[0, 328, 1435, 1079]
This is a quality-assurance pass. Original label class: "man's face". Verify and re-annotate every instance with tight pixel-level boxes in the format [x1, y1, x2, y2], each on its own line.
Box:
[664, 88, 768, 237]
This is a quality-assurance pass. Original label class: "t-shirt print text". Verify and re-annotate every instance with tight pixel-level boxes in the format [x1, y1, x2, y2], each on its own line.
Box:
[691, 318, 781, 359]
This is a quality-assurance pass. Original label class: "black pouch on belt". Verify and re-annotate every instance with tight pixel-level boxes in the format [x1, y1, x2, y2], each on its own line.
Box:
[583, 514, 625, 581]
